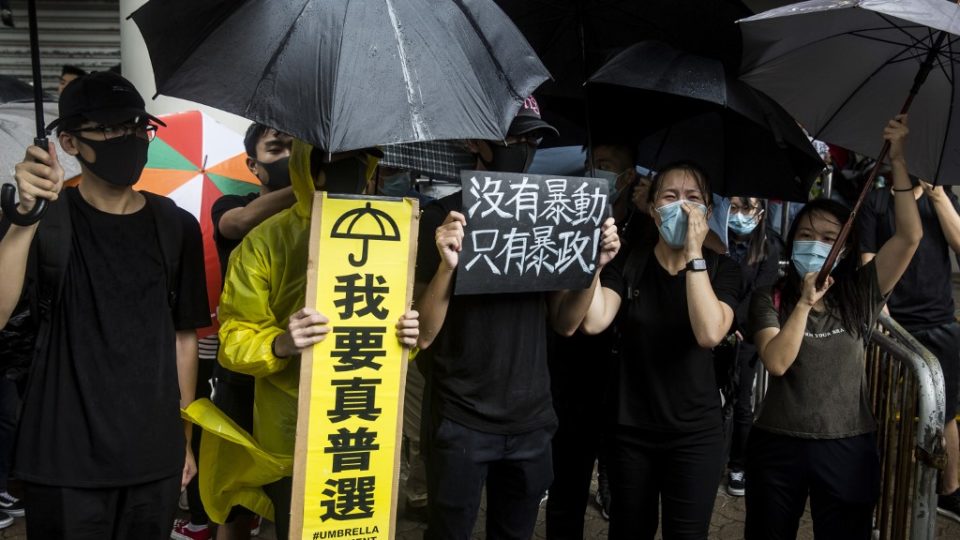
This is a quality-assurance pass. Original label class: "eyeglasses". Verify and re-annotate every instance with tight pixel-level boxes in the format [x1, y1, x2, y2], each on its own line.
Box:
[729, 203, 763, 216]
[68, 122, 158, 143]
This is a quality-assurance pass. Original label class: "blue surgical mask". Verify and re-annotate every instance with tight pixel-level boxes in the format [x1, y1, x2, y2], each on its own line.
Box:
[728, 212, 758, 236]
[791, 240, 841, 276]
[655, 199, 707, 249]
[379, 171, 411, 197]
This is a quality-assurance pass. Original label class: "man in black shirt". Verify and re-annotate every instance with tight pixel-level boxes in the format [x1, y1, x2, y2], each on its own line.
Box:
[0, 72, 210, 539]
[858, 179, 960, 522]
[416, 99, 621, 540]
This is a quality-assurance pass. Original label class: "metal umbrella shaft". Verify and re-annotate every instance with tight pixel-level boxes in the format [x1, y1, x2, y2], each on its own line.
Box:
[815, 30, 948, 289]
[0, 0, 48, 226]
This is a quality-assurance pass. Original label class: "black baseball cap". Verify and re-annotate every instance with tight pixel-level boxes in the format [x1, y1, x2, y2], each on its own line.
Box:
[508, 96, 558, 138]
[46, 71, 165, 132]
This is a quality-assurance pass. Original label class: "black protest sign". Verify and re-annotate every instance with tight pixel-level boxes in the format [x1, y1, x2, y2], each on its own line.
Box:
[455, 171, 610, 295]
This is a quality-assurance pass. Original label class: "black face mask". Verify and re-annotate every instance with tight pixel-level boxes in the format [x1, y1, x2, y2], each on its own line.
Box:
[322, 156, 367, 194]
[257, 157, 291, 189]
[482, 144, 535, 173]
[74, 135, 150, 187]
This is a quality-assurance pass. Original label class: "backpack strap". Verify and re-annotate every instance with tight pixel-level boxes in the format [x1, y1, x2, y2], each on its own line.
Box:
[141, 192, 184, 310]
[32, 193, 73, 325]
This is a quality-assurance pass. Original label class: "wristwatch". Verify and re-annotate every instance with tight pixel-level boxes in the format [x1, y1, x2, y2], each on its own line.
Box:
[686, 258, 707, 272]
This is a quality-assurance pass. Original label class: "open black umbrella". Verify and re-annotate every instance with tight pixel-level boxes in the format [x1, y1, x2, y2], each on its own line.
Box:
[493, 0, 749, 98]
[739, 0, 960, 287]
[0, 0, 50, 226]
[586, 41, 824, 201]
[130, 0, 549, 155]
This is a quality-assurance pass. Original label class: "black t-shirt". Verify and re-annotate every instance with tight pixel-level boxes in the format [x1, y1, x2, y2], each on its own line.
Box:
[600, 246, 741, 432]
[858, 188, 960, 331]
[728, 234, 781, 331]
[10, 188, 210, 487]
[212, 192, 259, 280]
[415, 193, 556, 435]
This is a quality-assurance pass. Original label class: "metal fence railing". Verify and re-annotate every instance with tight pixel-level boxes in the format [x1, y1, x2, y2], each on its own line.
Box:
[752, 313, 946, 540]
[869, 313, 947, 540]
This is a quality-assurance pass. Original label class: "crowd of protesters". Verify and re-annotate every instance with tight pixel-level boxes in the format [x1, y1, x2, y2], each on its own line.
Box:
[0, 68, 959, 540]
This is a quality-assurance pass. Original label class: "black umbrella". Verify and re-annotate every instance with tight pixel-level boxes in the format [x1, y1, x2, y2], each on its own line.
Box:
[738, 0, 960, 287]
[493, 0, 749, 99]
[586, 41, 824, 201]
[0, 0, 50, 226]
[129, 0, 549, 155]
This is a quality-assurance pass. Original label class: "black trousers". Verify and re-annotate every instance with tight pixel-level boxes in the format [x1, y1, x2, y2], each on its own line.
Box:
[23, 474, 181, 540]
[728, 343, 758, 471]
[910, 321, 960, 420]
[606, 424, 724, 540]
[744, 429, 880, 540]
[544, 404, 604, 539]
[423, 417, 554, 540]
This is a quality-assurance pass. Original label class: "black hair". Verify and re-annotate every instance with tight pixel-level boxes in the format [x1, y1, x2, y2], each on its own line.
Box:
[729, 196, 769, 266]
[646, 161, 713, 209]
[776, 198, 870, 336]
[243, 123, 273, 158]
[584, 141, 639, 170]
[61, 65, 87, 78]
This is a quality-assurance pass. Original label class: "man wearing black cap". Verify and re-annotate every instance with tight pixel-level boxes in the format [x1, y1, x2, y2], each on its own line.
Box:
[0, 71, 210, 538]
[415, 96, 621, 539]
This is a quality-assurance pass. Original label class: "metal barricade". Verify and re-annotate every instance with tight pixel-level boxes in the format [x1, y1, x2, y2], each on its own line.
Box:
[751, 313, 946, 539]
[869, 313, 946, 540]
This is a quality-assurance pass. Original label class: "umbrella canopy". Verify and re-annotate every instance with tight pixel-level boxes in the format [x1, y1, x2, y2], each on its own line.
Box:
[587, 41, 824, 201]
[135, 110, 261, 336]
[493, 0, 749, 98]
[130, 0, 549, 154]
[0, 74, 52, 105]
[0, 101, 82, 193]
[739, 0, 960, 184]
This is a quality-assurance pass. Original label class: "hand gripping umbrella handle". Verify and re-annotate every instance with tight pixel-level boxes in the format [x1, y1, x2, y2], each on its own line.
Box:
[815, 30, 949, 289]
[1, 137, 50, 226]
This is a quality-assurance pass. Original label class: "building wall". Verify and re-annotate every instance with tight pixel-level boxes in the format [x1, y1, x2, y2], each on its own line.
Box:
[0, 1, 121, 94]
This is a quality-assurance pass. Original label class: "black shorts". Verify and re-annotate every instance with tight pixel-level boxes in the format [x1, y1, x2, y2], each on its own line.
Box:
[911, 321, 960, 421]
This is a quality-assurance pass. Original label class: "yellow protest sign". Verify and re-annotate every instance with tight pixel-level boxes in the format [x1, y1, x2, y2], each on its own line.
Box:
[291, 192, 419, 540]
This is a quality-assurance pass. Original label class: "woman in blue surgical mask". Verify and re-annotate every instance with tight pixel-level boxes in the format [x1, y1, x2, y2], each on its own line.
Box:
[718, 196, 780, 498]
[744, 115, 921, 539]
[576, 162, 743, 539]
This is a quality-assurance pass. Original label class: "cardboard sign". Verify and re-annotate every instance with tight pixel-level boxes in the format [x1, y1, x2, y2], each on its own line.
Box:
[455, 171, 610, 295]
[291, 193, 419, 540]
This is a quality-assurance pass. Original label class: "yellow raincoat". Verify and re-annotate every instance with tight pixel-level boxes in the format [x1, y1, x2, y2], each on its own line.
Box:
[193, 140, 377, 522]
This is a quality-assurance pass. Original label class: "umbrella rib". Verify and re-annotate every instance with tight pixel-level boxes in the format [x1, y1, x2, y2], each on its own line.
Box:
[934, 38, 956, 183]
[385, 0, 427, 140]
[449, 0, 523, 101]
[813, 45, 916, 142]
[245, 0, 313, 120]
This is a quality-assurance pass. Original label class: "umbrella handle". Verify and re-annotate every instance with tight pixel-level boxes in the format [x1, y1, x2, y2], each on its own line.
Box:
[1, 136, 51, 226]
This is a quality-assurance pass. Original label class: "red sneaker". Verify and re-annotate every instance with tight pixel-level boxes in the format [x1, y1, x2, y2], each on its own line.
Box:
[171, 519, 212, 540]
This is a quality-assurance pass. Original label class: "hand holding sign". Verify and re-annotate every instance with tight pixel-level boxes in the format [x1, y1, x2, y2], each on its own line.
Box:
[435, 211, 466, 271]
[598, 217, 620, 269]
[276, 307, 331, 357]
[396, 310, 420, 348]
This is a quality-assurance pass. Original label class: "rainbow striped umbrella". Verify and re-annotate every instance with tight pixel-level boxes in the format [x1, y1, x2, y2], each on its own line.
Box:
[136, 110, 260, 336]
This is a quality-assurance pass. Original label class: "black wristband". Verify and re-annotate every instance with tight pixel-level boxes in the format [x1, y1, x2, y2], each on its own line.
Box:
[271, 336, 285, 358]
[892, 186, 914, 192]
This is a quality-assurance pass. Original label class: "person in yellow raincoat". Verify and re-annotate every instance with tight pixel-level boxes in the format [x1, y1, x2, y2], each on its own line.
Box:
[195, 139, 419, 539]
